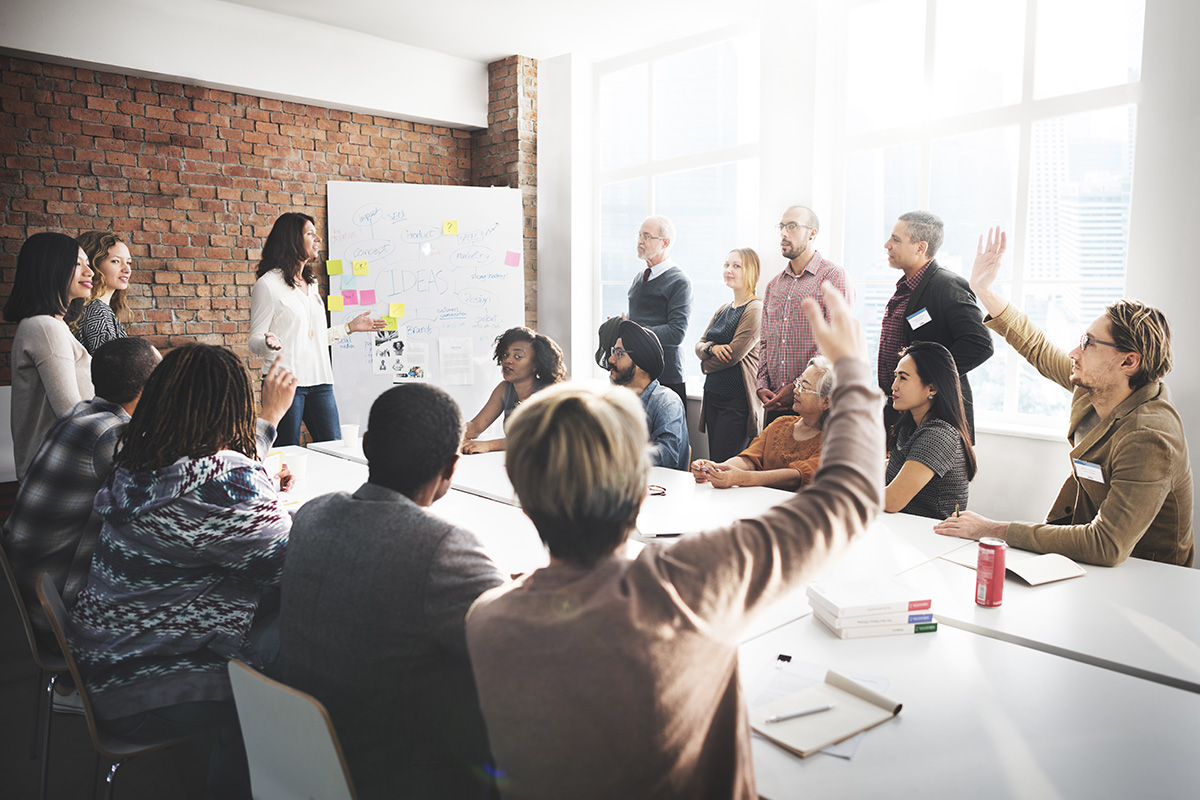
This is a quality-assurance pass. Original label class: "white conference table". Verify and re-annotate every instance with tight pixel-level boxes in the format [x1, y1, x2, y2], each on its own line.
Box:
[898, 547, 1200, 693]
[741, 616, 1200, 800]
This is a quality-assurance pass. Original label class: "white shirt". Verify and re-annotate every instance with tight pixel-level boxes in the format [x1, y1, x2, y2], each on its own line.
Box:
[640, 256, 677, 282]
[248, 270, 348, 386]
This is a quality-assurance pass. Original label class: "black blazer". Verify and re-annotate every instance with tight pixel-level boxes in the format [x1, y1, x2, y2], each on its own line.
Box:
[887, 260, 994, 438]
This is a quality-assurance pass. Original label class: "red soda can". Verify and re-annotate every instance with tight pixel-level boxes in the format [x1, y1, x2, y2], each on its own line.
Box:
[975, 538, 1007, 607]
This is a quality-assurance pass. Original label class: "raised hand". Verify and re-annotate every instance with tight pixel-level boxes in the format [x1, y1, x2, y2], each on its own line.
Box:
[802, 282, 864, 363]
[260, 355, 298, 427]
[970, 227, 1010, 318]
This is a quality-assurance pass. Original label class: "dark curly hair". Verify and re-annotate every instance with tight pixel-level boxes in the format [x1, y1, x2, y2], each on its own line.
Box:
[493, 327, 567, 384]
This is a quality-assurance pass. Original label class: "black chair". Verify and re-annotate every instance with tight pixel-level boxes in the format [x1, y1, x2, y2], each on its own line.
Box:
[36, 572, 209, 800]
[0, 541, 68, 800]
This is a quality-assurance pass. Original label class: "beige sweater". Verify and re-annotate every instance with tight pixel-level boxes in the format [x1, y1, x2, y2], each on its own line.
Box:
[11, 316, 93, 481]
[466, 358, 884, 800]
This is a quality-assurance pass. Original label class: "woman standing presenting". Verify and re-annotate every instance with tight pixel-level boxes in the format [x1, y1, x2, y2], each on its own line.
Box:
[249, 212, 384, 445]
[695, 248, 763, 461]
[71, 230, 133, 354]
[4, 232, 95, 481]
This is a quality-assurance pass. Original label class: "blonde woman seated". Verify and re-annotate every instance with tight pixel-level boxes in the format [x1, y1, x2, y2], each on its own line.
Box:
[691, 355, 833, 490]
[462, 327, 567, 454]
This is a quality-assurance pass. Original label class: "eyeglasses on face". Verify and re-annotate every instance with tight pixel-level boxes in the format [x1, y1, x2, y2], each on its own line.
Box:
[609, 346, 632, 360]
[1079, 333, 1120, 352]
[637, 233, 665, 242]
[776, 222, 811, 234]
[793, 376, 818, 395]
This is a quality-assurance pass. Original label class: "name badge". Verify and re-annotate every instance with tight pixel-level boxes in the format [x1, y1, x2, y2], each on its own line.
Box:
[907, 307, 933, 329]
[1072, 459, 1105, 484]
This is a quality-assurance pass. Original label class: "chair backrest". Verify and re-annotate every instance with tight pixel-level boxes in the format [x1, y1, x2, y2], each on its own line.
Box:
[35, 572, 110, 752]
[2, 542, 65, 672]
[227, 659, 357, 800]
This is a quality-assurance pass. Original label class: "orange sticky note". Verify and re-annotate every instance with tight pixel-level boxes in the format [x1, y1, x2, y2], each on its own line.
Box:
[327, 295, 344, 311]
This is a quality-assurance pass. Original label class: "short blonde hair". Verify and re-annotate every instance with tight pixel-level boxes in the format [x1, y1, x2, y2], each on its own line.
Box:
[1106, 300, 1172, 389]
[505, 383, 651, 565]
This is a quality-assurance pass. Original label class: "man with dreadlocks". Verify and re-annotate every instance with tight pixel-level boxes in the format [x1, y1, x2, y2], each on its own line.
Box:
[67, 345, 298, 797]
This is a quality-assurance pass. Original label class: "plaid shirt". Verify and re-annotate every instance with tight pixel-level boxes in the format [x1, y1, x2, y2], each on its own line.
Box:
[877, 261, 933, 391]
[2, 398, 128, 650]
[756, 251, 853, 393]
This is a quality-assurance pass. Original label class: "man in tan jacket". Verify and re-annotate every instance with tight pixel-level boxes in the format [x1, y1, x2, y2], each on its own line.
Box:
[935, 228, 1193, 567]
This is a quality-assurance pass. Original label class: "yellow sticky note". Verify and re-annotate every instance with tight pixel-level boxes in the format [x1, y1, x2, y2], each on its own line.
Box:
[382, 316, 397, 331]
[352, 260, 369, 276]
[325, 259, 343, 275]
[389, 302, 405, 318]
[327, 295, 344, 311]
[442, 220, 458, 235]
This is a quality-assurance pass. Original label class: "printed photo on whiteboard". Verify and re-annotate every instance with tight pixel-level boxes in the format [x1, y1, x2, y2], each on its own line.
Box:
[392, 341, 429, 381]
[373, 331, 405, 374]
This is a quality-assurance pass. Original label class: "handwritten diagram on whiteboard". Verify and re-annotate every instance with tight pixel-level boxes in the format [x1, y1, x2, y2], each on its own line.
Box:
[326, 181, 525, 434]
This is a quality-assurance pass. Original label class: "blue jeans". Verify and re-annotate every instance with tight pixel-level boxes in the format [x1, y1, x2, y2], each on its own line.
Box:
[275, 383, 341, 446]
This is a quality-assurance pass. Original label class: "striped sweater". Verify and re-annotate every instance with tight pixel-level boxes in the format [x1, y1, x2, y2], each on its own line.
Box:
[68, 447, 289, 721]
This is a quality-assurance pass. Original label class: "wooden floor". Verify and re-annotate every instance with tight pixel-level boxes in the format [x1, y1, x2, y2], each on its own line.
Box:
[1, 570, 213, 800]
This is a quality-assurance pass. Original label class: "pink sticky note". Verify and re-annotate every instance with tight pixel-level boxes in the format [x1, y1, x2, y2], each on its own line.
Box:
[342, 290, 358, 305]
[505, 250, 521, 267]
[360, 290, 376, 305]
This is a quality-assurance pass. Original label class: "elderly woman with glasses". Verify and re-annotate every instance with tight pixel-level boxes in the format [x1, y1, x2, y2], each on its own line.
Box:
[691, 355, 834, 490]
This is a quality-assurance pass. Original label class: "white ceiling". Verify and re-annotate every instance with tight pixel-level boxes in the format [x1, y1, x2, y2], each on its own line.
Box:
[224, 0, 764, 63]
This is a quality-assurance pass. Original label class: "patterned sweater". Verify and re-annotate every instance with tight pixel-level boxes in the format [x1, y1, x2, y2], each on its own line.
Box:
[68, 447, 290, 721]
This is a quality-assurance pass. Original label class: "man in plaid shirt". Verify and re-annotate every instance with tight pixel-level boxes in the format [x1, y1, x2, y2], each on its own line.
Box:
[756, 206, 854, 425]
[2, 337, 160, 651]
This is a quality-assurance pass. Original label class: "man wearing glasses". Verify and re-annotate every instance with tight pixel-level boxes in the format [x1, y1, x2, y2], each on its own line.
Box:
[757, 206, 852, 425]
[628, 216, 692, 410]
[608, 320, 688, 471]
[935, 228, 1193, 568]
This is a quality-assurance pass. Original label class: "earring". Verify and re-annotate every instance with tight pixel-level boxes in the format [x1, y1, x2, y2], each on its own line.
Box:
[927, 393, 935, 400]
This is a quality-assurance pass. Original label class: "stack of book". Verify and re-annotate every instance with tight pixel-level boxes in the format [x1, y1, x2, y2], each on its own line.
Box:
[806, 578, 937, 639]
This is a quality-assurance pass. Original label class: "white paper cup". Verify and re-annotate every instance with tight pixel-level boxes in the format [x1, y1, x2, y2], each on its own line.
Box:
[284, 449, 308, 488]
[340, 424, 360, 443]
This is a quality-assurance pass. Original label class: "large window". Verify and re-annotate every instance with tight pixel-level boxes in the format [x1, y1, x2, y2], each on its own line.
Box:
[595, 30, 761, 384]
[837, 0, 1144, 430]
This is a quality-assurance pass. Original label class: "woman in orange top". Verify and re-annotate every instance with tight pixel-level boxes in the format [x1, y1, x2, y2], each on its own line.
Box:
[690, 355, 833, 490]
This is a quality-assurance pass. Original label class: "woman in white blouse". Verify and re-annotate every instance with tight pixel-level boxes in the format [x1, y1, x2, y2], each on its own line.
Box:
[249, 213, 383, 445]
[4, 232, 95, 480]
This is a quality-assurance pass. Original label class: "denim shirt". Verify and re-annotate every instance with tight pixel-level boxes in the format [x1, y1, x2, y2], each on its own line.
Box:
[640, 380, 688, 470]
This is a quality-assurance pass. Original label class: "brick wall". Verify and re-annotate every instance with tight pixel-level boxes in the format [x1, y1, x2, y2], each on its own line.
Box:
[471, 56, 538, 323]
[0, 53, 536, 382]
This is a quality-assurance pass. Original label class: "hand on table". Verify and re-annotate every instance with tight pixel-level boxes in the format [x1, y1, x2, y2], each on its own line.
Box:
[933, 510, 1006, 541]
[462, 439, 498, 455]
[704, 463, 745, 489]
[690, 459, 717, 483]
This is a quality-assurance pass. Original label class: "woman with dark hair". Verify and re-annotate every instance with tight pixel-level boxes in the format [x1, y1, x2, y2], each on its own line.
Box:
[695, 248, 764, 462]
[462, 326, 567, 454]
[691, 355, 833, 490]
[4, 231, 95, 481]
[67, 345, 298, 797]
[884, 340, 977, 518]
[71, 230, 133, 354]
[248, 212, 384, 445]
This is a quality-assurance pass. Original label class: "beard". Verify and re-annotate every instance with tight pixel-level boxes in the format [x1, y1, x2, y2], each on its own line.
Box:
[609, 363, 636, 386]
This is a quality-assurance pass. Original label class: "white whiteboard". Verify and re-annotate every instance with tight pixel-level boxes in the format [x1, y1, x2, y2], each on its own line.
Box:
[326, 181, 525, 433]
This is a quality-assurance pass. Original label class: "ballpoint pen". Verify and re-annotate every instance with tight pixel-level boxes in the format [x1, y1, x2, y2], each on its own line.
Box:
[764, 703, 834, 723]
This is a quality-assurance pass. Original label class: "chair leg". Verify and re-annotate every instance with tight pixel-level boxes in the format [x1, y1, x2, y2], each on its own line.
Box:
[31, 666, 45, 759]
[40, 672, 56, 800]
[103, 759, 123, 800]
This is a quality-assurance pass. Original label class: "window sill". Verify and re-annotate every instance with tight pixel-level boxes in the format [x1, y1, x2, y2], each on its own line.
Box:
[975, 419, 1067, 443]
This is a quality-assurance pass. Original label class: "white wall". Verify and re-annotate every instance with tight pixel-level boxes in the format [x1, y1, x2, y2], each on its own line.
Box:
[1124, 0, 1200, 537]
[0, 0, 489, 128]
